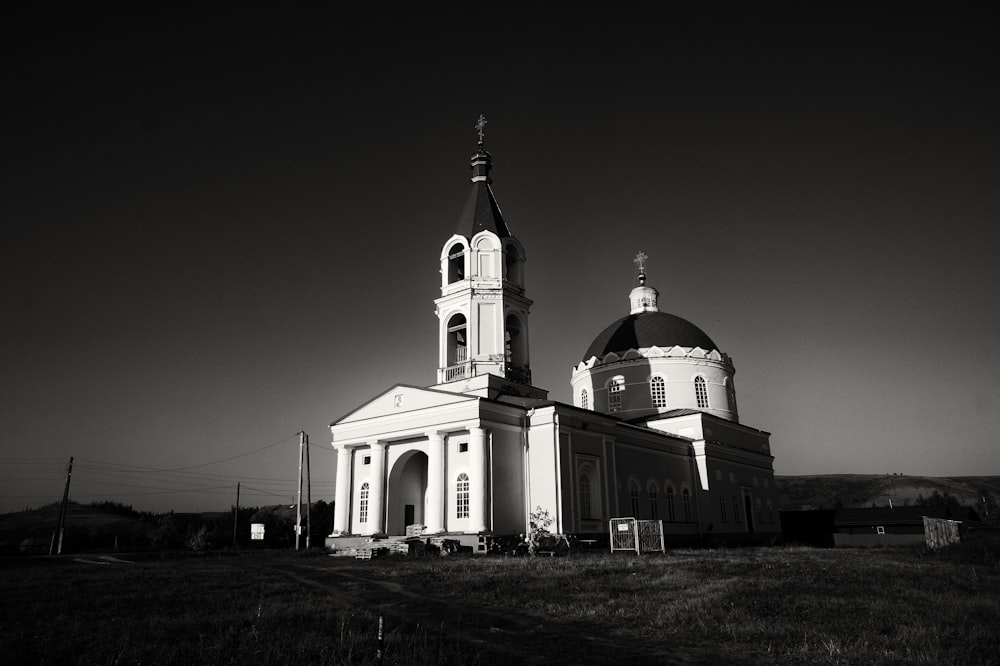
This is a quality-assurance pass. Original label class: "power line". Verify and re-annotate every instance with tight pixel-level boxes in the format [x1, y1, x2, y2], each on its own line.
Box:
[72, 460, 303, 485]
[74, 432, 300, 474]
[1, 431, 335, 510]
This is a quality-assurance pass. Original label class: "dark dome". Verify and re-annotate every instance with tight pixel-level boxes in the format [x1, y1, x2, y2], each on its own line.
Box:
[583, 311, 718, 361]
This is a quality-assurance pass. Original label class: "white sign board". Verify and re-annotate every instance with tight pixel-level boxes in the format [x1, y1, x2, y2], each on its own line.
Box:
[251, 523, 265, 541]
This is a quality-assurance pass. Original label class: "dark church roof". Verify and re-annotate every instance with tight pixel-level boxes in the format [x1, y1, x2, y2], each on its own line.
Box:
[583, 311, 718, 361]
[456, 180, 510, 239]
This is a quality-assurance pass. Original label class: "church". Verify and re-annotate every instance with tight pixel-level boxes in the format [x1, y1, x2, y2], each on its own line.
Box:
[328, 120, 779, 550]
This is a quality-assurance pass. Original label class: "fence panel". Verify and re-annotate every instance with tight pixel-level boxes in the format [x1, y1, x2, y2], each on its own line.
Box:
[609, 518, 664, 554]
[610, 517, 638, 553]
[637, 519, 665, 553]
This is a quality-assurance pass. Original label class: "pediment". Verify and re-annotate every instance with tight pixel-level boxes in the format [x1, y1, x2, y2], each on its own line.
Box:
[333, 384, 478, 425]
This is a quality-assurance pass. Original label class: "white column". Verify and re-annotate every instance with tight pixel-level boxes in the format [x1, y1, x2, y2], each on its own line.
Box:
[692, 440, 710, 491]
[332, 445, 353, 535]
[424, 432, 445, 533]
[468, 427, 488, 532]
[366, 441, 386, 535]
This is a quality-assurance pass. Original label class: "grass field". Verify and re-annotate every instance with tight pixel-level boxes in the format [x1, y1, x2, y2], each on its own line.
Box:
[1, 543, 997, 665]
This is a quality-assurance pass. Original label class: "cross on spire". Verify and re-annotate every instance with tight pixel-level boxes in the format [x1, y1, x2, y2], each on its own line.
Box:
[475, 114, 487, 145]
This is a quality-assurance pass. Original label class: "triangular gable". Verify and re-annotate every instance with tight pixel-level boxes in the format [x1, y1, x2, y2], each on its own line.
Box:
[332, 384, 478, 425]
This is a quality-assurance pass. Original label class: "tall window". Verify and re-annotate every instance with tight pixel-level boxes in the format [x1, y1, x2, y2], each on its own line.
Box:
[359, 482, 370, 523]
[629, 479, 641, 516]
[580, 389, 589, 410]
[666, 486, 676, 522]
[447, 243, 465, 283]
[650, 376, 667, 408]
[456, 473, 469, 519]
[682, 488, 692, 522]
[446, 313, 468, 371]
[719, 495, 728, 523]
[695, 376, 709, 409]
[505, 314, 526, 371]
[725, 377, 737, 414]
[609, 376, 625, 413]
[732, 495, 741, 523]
[647, 480, 659, 520]
[504, 245, 522, 285]
[578, 461, 601, 522]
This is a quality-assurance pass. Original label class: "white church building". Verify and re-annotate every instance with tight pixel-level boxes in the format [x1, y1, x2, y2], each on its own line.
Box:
[328, 122, 779, 549]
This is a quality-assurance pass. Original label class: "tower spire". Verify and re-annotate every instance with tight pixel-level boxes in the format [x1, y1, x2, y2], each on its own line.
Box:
[456, 114, 509, 237]
[434, 122, 545, 400]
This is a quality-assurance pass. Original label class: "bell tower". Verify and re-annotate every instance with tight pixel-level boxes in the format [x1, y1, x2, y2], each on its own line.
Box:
[432, 116, 546, 400]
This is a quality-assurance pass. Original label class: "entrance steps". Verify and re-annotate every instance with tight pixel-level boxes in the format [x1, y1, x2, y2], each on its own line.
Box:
[326, 525, 488, 558]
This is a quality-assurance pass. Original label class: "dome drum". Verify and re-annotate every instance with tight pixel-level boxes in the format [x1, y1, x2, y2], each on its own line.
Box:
[571, 353, 738, 422]
[574, 276, 739, 422]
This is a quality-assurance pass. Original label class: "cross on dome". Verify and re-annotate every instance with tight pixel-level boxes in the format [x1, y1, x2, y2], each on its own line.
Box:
[634, 251, 648, 285]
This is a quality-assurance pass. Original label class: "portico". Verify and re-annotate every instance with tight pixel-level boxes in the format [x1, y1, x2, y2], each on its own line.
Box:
[330, 406, 497, 537]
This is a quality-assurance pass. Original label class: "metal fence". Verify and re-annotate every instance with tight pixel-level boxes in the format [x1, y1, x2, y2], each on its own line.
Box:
[609, 517, 665, 554]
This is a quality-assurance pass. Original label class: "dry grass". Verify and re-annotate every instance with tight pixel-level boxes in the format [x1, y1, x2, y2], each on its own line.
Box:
[1, 543, 997, 665]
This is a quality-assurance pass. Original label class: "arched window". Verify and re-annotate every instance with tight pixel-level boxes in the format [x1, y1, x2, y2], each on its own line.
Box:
[504, 244, 523, 286]
[579, 474, 592, 519]
[682, 487, 692, 522]
[650, 375, 667, 408]
[725, 377, 737, 414]
[580, 389, 589, 410]
[647, 480, 660, 520]
[665, 485, 676, 522]
[359, 482, 370, 523]
[447, 314, 468, 366]
[608, 376, 625, 413]
[695, 375, 709, 409]
[628, 478, 641, 516]
[578, 461, 601, 522]
[505, 314, 528, 383]
[456, 473, 469, 519]
[447, 243, 465, 283]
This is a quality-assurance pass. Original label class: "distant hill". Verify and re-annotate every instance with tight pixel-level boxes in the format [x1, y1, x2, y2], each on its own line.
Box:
[775, 474, 1000, 520]
[0, 501, 332, 554]
[0, 502, 153, 553]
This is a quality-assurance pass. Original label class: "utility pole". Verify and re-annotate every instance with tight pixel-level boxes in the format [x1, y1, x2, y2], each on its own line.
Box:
[232, 482, 241, 549]
[306, 433, 312, 549]
[296, 431, 304, 550]
[51, 456, 73, 556]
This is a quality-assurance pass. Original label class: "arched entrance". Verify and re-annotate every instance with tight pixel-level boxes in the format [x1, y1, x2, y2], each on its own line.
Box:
[386, 451, 428, 536]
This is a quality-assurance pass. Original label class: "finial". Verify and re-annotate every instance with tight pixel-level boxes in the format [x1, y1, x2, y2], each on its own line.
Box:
[475, 114, 487, 146]
[634, 251, 648, 285]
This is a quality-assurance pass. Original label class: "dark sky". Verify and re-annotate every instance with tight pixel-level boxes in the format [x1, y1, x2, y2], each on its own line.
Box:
[2, 6, 998, 512]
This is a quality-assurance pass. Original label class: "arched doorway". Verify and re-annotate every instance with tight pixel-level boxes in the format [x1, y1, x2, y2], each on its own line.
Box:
[386, 451, 428, 535]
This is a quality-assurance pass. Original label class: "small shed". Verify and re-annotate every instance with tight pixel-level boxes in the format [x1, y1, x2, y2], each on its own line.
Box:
[781, 505, 981, 548]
